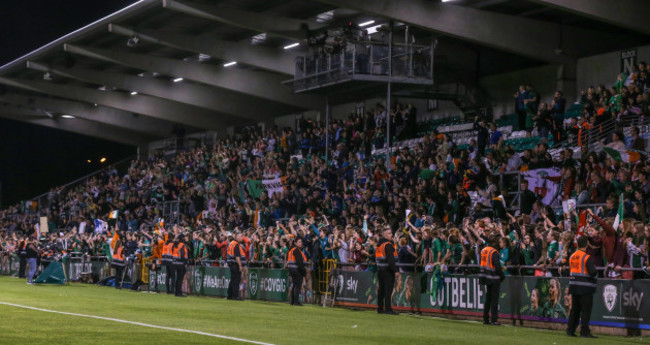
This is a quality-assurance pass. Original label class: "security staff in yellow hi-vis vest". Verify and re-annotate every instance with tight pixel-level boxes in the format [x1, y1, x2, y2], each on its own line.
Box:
[375, 228, 398, 315]
[226, 232, 246, 301]
[479, 235, 505, 325]
[566, 236, 598, 338]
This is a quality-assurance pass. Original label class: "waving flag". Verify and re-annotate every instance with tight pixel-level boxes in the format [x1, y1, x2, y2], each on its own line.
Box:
[94, 219, 107, 234]
[613, 193, 624, 231]
[522, 168, 561, 205]
[603, 147, 641, 163]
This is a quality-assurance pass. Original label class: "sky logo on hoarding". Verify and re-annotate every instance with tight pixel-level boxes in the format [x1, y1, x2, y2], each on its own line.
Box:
[603, 284, 617, 312]
[623, 288, 644, 312]
[249, 272, 258, 296]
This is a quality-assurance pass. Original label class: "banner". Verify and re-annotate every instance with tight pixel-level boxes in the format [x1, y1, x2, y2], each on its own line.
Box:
[149, 266, 171, 293]
[152, 266, 247, 298]
[190, 266, 233, 297]
[521, 168, 561, 206]
[333, 270, 650, 329]
[247, 268, 289, 302]
[247, 177, 287, 199]
[39, 217, 49, 234]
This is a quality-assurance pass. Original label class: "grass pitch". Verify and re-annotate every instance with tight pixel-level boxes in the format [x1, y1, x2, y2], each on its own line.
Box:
[0, 277, 645, 345]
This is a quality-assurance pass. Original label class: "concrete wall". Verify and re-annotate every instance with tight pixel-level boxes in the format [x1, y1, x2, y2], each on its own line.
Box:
[576, 44, 650, 95]
[480, 64, 560, 118]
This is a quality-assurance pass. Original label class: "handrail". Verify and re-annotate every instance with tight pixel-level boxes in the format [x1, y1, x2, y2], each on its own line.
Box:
[331, 262, 649, 278]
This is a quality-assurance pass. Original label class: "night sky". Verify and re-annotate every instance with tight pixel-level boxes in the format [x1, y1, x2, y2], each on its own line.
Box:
[0, 0, 139, 207]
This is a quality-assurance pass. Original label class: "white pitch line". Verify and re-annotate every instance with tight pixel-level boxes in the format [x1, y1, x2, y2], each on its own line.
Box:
[0, 301, 274, 345]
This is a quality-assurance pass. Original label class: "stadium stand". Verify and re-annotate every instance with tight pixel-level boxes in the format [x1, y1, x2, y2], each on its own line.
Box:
[1, 0, 650, 336]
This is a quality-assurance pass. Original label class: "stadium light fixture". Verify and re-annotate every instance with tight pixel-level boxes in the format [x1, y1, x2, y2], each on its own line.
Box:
[100, 158, 107, 163]
[127, 36, 140, 47]
[223, 61, 237, 67]
[359, 20, 375, 27]
[87, 160, 91, 163]
[283, 43, 299, 50]
[366, 24, 382, 34]
[251, 33, 267, 45]
[61, 114, 75, 119]
[173, 77, 183, 83]
[316, 10, 333, 23]
[130, 91, 138, 96]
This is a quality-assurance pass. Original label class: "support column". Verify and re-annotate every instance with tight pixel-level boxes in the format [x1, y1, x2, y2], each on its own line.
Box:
[556, 62, 577, 103]
[137, 144, 149, 161]
[325, 97, 330, 164]
[385, 22, 393, 169]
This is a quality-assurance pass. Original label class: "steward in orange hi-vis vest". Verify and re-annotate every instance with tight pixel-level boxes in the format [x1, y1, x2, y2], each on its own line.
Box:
[162, 236, 174, 295]
[479, 236, 505, 325]
[111, 241, 126, 290]
[171, 235, 188, 297]
[376, 228, 398, 315]
[227, 233, 246, 301]
[287, 238, 308, 306]
[566, 237, 597, 338]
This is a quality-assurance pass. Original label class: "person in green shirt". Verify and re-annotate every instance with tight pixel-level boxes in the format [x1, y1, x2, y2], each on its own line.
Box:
[524, 85, 538, 136]
[520, 234, 536, 275]
[431, 229, 449, 264]
[499, 237, 511, 275]
[448, 231, 463, 265]
[546, 231, 560, 267]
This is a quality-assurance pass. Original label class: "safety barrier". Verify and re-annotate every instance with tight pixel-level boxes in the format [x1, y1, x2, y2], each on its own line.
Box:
[149, 266, 295, 302]
[3, 255, 649, 331]
[319, 259, 337, 295]
[331, 268, 650, 330]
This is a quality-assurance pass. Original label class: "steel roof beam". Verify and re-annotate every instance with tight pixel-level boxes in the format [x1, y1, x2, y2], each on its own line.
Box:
[312, 0, 573, 63]
[0, 77, 238, 129]
[109, 24, 297, 75]
[0, 92, 172, 137]
[26, 61, 286, 122]
[64, 44, 324, 110]
[162, 0, 323, 41]
[529, 0, 650, 36]
[0, 104, 150, 146]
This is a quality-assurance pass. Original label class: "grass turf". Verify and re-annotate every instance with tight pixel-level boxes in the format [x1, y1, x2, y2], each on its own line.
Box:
[0, 277, 646, 345]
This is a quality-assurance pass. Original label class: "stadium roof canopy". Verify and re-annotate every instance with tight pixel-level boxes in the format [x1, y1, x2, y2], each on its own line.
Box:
[0, 0, 648, 146]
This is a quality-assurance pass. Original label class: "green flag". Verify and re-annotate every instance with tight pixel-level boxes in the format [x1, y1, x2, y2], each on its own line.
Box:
[603, 147, 641, 163]
[247, 179, 264, 199]
[612, 193, 624, 232]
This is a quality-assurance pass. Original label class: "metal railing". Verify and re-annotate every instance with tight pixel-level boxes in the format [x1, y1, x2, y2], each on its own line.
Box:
[332, 262, 649, 278]
[577, 116, 650, 152]
[286, 41, 433, 92]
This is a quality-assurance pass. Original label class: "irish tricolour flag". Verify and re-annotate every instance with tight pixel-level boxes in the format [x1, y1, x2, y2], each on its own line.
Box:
[603, 147, 641, 163]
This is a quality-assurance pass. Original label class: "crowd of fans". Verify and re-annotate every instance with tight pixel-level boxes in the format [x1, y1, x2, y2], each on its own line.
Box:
[1, 62, 649, 282]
